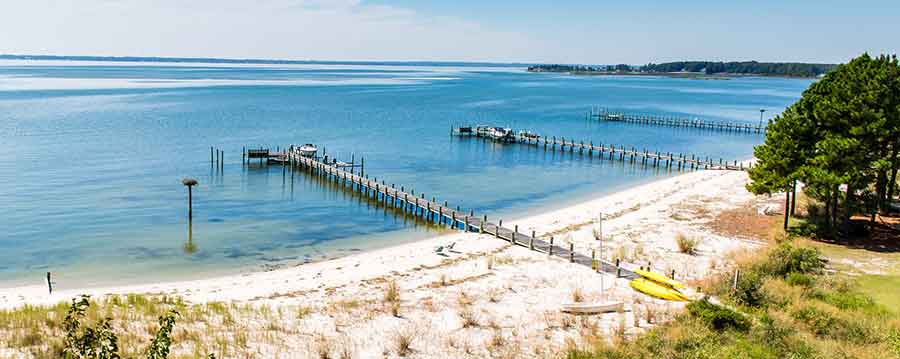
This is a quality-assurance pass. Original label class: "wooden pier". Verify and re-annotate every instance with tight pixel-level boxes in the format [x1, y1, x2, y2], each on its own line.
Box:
[247, 146, 638, 280]
[591, 108, 766, 134]
[453, 126, 751, 171]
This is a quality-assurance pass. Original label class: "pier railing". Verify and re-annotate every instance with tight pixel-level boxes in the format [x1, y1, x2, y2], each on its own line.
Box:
[244, 148, 639, 279]
[453, 126, 752, 171]
[590, 108, 766, 134]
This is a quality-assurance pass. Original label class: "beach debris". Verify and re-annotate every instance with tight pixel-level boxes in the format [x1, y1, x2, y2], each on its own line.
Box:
[757, 204, 778, 216]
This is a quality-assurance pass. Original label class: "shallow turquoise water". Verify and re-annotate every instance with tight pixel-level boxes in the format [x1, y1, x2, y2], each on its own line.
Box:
[0, 62, 812, 288]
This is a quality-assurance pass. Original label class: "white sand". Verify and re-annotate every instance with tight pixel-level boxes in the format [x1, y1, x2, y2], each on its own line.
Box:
[0, 169, 777, 358]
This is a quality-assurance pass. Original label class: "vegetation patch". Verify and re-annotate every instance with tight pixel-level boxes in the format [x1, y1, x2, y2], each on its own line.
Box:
[686, 298, 749, 331]
[675, 233, 701, 255]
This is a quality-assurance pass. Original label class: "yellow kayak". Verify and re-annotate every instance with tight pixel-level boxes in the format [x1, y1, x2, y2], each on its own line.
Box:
[629, 278, 689, 301]
[633, 268, 686, 289]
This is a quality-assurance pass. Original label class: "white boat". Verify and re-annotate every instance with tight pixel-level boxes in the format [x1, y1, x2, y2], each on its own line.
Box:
[560, 301, 624, 314]
[489, 127, 514, 141]
[295, 143, 318, 158]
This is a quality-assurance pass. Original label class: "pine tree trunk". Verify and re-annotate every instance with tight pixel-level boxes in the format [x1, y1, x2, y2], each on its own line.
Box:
[783, 191, 790, 231]
[876, 169, 887, 214]
[790, 180, 797, 216]
[831, 186, 839, 236]
[844, 183, 854, 233]
[888, 153, 899, 210]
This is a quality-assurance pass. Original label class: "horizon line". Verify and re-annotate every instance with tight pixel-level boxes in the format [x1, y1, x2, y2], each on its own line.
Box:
[0, 53, 840, 68]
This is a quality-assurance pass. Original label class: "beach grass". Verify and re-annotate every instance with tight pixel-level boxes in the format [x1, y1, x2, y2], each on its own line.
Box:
[568, 238, 900, 359]
[0, 295, 321, 358]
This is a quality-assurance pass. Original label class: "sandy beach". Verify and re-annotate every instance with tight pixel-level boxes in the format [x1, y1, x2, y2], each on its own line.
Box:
[1, 168, 777, 357]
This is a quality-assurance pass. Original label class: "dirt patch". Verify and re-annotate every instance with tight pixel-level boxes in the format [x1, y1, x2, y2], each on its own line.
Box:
[708, 204, 782, 241]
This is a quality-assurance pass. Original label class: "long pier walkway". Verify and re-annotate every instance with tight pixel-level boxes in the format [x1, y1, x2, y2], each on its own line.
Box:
[265, 149, 638, 280]
[453, 126, 752, 171]
[592, 108, 766, 134]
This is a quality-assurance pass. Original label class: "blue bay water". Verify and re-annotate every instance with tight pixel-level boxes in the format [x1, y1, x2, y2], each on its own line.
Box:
[0, 62, 812, 289]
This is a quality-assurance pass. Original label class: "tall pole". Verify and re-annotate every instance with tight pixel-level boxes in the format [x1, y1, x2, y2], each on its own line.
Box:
[182, 178, 198, 220]
[759, 109, 766, 129]
[188, 186, 193, 219]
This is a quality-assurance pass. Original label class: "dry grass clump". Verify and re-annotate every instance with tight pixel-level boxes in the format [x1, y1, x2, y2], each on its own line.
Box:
[383, 280, 400, 304]
[457, 290, 475, 306]
[312, 334, 335, 359]
[296, 305, 314, 319]
[391, 327, 416, 357]
[675, 233, 701, 255]
[380, 280, 402, 317]
[487, 329, 506, 351]
[571, 287, 585, 303]
[458, 307, 480, 328]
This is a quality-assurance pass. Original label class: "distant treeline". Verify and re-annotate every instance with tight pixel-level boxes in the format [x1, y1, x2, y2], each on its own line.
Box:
[528, 61, 838, 77]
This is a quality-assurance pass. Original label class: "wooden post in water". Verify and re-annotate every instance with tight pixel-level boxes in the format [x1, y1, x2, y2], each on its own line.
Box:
[549, 237, 554, 256]
[569, 243, 574, 262]
[512, 225, 517, 244]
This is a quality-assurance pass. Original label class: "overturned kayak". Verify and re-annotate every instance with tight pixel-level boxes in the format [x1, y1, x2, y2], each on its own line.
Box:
[629, 278, 689, 301]
[560, 301, 624, 314]
[633, 268, 686, 289]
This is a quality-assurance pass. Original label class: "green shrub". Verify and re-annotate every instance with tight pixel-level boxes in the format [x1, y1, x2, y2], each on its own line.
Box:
[791, 305, 873, 344]
[687, 298, 750, 331]
[730, 269, 767, 308]
[756, 312, 790, 346]
[763, 245, 825, 278]
[791, 305, 836, 337]
[785, 272, 815, 287]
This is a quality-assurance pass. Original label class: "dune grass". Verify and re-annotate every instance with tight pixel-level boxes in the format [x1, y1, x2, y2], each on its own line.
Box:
[0, 294, 306, 358]
[566, 241, 900, 359]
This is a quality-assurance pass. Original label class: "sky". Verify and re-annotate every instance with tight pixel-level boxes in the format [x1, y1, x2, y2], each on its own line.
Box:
[0, 0, 896, 64]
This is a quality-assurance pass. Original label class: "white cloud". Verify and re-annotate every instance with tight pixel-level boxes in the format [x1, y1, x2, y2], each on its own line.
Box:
[0, 0, 540, 62]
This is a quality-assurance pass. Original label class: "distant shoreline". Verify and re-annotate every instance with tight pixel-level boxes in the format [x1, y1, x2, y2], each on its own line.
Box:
[528, 61, 835, 79]
[527, 69, 821, 80]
